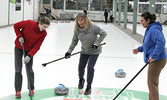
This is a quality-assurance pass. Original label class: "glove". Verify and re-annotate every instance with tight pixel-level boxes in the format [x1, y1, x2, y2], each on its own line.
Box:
[19, 37, 24, 44]
[24, 55, 31, 64]
[65, 52, 71, 59]
[92, 44, 98, 49]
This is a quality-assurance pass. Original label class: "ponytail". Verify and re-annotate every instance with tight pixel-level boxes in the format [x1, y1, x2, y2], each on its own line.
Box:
[141, 12, 156, 24]
[150, 14, 156, 24]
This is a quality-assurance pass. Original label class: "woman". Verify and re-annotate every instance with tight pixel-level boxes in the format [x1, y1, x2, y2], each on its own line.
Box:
[65, 13, 107, 95]
[133, 12, 166, 100]
[83, 9, 87, 15]
[43, 6, 52, 19]
[104, 9, 108, 23]
[14, 17, 50, 98]
[109, 9, 113, 23]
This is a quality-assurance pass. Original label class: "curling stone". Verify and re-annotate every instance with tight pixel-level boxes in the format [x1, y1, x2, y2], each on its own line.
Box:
[115, 69, 126, 78]
[54, 84, 69, 95]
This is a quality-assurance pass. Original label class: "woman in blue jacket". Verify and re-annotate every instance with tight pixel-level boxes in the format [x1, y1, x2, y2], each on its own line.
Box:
[133, 12, 166, 100]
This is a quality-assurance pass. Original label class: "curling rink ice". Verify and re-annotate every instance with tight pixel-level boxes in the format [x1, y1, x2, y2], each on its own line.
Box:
[0, 21, 167, 100]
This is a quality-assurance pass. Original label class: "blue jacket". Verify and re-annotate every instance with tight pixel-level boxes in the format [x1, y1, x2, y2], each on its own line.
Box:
[137, 22, 167, 63]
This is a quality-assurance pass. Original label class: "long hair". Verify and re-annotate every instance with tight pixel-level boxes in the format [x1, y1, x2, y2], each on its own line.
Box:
[141, 12, 156, 24]
[74, 13, 92, 31]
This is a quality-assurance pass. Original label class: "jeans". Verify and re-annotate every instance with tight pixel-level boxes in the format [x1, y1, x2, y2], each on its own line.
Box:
[78, 53, 99, 87]
[15, 47, 34, 91]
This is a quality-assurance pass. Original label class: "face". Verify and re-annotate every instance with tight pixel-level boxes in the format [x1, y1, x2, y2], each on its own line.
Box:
[38, 23, 49, 31]
[140, 17, 150, 28]
[77, 17, 85, 28]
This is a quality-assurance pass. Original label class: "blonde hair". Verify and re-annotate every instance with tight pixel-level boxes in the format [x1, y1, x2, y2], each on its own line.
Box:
[74, 13, 92, 31]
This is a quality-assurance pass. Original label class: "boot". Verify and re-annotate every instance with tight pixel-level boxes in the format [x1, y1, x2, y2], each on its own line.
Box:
[15, 91, 21, 98]
[84, 86, 91, 95]
[78, 78, 85, 89]
[29, 90, 35, 96]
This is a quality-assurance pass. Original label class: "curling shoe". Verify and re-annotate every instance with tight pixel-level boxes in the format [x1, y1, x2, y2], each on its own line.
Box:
[15, 91, 21, 98]
[84, 86, 91, 95]
[78, 78, 85, 89]
[29, 90, 35, 96]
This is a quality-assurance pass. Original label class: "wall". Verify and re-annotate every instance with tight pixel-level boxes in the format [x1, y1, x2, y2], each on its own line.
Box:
[0, 0, 9, 26]
[9, 0, 23, 25]
[34, 0, 39, 20]
[52, 10, 166, 23]
[24, 1, 34, 20]
[0, 0, 39, 27]
[52, 10, 106, 21]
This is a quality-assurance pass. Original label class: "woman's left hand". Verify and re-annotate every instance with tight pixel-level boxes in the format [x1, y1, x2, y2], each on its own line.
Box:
[148, 57, 154, 63]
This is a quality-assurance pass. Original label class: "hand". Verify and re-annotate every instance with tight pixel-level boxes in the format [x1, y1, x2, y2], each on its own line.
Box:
[65, 52, 71, 59]
[92, 44, 98, 49]
[148, 57, 154, 63]
[19, 37, 24, 44]
[133, 49, 139, 54]
[24, 56, 31, 64]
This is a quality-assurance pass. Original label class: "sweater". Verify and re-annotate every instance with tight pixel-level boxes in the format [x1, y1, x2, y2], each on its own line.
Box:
[68, 24, 107, 55]
[137, 22, 167, 63]
[14, 20, 47, 57]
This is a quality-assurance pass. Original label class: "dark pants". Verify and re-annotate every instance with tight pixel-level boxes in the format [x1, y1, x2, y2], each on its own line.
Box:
[47, 13, 51, 19]
[148, 59, 166, 100]
[110, 15, 113, 23]
[78, 53, 99, 87]
[105, 17, 108, 23]
[15, 47, 34, 92]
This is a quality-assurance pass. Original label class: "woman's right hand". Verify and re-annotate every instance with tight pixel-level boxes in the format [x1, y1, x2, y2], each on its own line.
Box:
[133, 49, 139, 54]
[65, 52, 71, 59]
[19, 37, 24, 44]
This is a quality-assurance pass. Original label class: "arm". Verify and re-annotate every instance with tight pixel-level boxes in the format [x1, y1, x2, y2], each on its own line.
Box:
[67, 31, 79, 53]
[137, 45, 143, 52]
[28, 33, 46, 57]
[94, 25, 107, 45]
[150, 29, 165, 59]
[43, 6, 46, 9]
[14, 20, 27, 38]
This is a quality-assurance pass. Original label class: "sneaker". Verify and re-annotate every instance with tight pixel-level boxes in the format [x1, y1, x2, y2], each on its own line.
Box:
[15, 91, 21, 98]
[29, 90, 35, 96]
[78, 78, 85, 89]
[84, 86, 91, 95]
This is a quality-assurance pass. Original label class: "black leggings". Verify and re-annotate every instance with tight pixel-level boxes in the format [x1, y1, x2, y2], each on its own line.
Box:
[78, 53, 99, 87]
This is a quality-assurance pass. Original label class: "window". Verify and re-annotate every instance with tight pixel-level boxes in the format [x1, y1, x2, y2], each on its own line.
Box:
[53, 0, 64, 9]
[90, 0, 112, 11]
[139, 4, 149, 13]
[163, 4, 167, 13]
[139, 0, 149, 2]
[128, 1, 133, 12]
[156, 0, 163, 2]
[155, 4, 161, 14]
[66, 0, 88, 10]
[90, 0, 102, 10]
[43, 0, 50, 4]
[117, 0, 133, 12]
